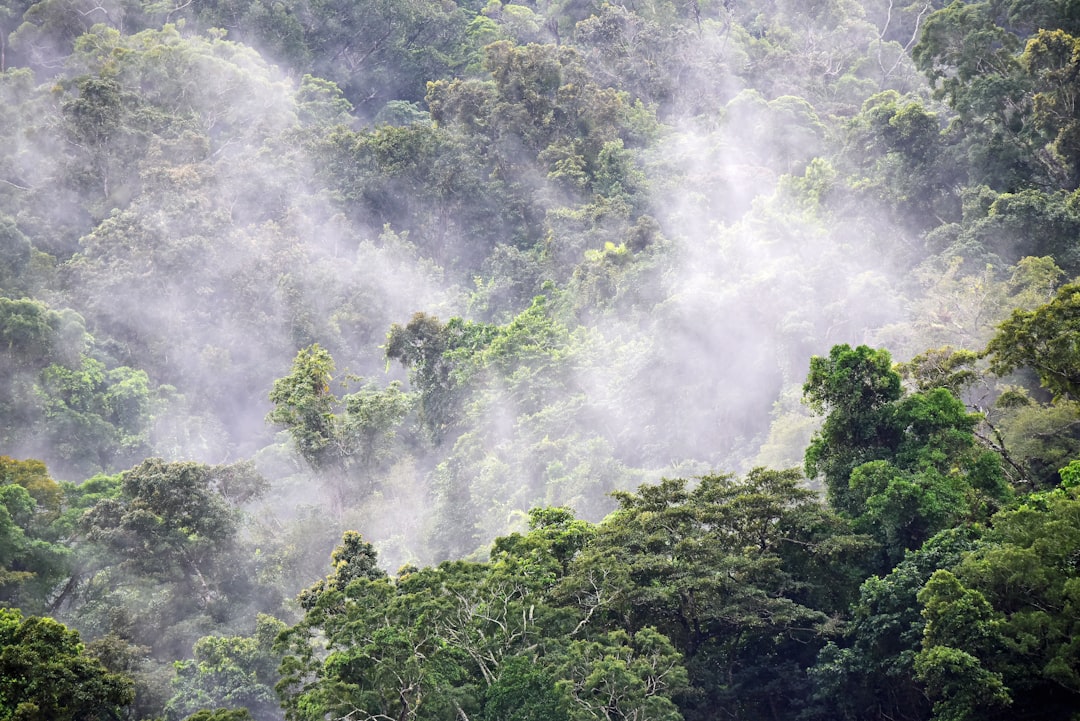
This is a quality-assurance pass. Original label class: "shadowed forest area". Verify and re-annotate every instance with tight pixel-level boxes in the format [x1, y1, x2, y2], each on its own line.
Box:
[1, 0, 1080, 719]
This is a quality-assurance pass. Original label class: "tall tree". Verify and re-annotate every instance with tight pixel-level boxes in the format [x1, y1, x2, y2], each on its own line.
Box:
[268, 344, 413, 513]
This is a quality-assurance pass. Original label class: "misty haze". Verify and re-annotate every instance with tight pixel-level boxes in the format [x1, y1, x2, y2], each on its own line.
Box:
[1, 1, 1079, 720]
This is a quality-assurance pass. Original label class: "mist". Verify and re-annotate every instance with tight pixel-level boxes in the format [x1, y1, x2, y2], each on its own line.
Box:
[0, 0, 951, 565]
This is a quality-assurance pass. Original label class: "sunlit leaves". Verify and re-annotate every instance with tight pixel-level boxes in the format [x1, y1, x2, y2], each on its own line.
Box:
[987, 281, 1080, 400]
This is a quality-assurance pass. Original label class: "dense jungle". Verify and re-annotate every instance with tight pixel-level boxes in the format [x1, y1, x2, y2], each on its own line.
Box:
[1, 0, 1080, 719]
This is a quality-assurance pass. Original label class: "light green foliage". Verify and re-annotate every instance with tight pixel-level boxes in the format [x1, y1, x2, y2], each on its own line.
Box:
[393, 303, 559, 428]
[166, 615, 285, 721]
[36, 357, 157, 478]
[0, 455, 61, 512]
[277, 514, 689, 721]
[267, 345, 337, 468]
[490, 506, 596, 581]
[899, 347, 980, 397]
[0, 608, 134, 721]
[994, 397, 1080, 489]
[278, 535, 491, 721]
[0, 297, 65, 376]
[884, 256, 1064, 356]
[269, 344, 414, 512]
[0, 217, 31, 295]
[555, 627, 687, 721]
[987, 281, 1080, 399]
[913, 644, 1011, 721]
[0, 457, 68, 612]
[386, 298, 632, 557]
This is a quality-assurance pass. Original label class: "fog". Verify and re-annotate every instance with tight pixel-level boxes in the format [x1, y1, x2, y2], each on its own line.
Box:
[0, 0, 956, 571]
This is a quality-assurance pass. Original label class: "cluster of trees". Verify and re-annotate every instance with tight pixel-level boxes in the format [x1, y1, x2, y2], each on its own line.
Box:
[2, 0, 1080, 719]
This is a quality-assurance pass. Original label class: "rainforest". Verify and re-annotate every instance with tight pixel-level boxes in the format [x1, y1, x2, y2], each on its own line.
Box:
[1, 0, 1079, 719]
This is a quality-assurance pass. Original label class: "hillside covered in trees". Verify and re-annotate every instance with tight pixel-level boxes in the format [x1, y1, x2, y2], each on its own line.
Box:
[1, 0, 1080, 719]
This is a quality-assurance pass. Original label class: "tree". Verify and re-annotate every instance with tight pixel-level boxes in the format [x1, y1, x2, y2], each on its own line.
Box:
[0, 457, 68, 612]
[182, 710, 254, 721]
[806, 527, 982, 721]
[936, 480, 1080, 718]
[803, 344, 903, 514]
[268, 344, 413, 513]
[842, 91, 961, 236]
[166, 615, 285, 721]
[557, 470, 869, 721]
[913, 571, 1011, 721]
[77, 458, 273, 660]
[0, 608, 134, 721]
[1023, 29, 1080, 188]
[986, 281, 1080, 399]
[36, 357, 156, 478]
[384, 313, 465, 443]
[805, 345, 1010, 565]
[912, 0, 1036, 190]
[277, 535, 485, 721]
[554, 627, 687, 721]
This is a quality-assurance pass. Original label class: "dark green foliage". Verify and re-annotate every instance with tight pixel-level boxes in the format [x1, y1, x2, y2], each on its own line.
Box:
[75, 459, 280, 661]
[806, 344, 1010, 567]
[0, 608, 134, 721]
[481, 654, 568, 721]
[806, 527, 982, 721]
[925, 483, 1080, 719]
[556, 469, 869, 721]
[804, 344, 904, 513]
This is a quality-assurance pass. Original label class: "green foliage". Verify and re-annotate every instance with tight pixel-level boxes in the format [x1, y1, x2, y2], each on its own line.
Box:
[269, 344, 413, 511]
[558, 469, 869, 720]
[1023, 29, 1080, 188]
[0, 608, 134, 721]
[166, 615, 285, 721]
[806, 527, 982, 721]
[36, 357, 157, 478]
[0, 457, 69, 613]
[804, 344, 904, 513]
[76, 458, 278, 660]
[481, 654, 567, 721]
[267, 345, 337, 467]
[6, 3, 1080, 721]
[987, 281, 1080, 399]
[806, 344, 1009, 565]
[278, 536, 499, 721]
[939, 485, 1080, 717]
[182, 710, 254, 721]
[554, 627, 687, 721]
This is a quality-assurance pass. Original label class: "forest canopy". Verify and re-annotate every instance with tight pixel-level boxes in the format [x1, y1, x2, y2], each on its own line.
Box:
[1, 0, 1080, 719]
